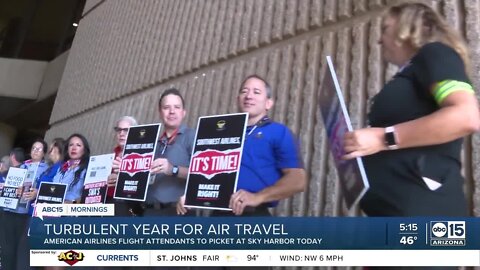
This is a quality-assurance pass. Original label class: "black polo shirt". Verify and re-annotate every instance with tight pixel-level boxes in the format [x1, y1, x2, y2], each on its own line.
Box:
[361, 42, 470, 216]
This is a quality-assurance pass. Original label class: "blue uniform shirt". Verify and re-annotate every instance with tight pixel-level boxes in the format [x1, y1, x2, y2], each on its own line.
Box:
[52, 164, 86, 202]
[28, 161, 62, 215]
[35, 161, 62, 188]
[237, 121, 303, 203]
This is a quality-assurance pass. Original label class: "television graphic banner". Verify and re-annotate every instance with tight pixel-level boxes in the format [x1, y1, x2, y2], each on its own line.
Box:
[184, 113, 248, 210]
[318, 56, 369, 209]
[114, 124, 161, 201]
[0, 167, 28, 209]
[82, 153, 115, 204]
[28, 217, 480, 267]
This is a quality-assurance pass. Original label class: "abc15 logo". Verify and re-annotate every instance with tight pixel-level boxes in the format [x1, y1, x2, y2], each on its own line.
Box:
[430, 221, 466, 239]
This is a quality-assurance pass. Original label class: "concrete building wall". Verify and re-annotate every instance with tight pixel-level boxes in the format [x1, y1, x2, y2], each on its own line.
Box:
[0, 57, 47, 99]
[38, 50, 69, 100]
[46, 0, 480, 217]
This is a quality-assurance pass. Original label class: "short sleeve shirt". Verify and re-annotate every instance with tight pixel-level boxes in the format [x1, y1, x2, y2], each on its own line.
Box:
[238, 121, 303, 197]
[362, 42, 470, 216]
[52, 165, 86, 202]
[369, 42, 469, 128]
[147, 124, 195, 204]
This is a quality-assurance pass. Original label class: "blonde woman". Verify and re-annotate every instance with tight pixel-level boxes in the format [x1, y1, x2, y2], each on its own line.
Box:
[343, 2, 480, 216]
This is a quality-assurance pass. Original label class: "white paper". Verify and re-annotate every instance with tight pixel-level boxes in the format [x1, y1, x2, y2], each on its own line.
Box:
[0, 167, 28, 209]
[422, 177, 442, 191]
[84, 153, 115, 185]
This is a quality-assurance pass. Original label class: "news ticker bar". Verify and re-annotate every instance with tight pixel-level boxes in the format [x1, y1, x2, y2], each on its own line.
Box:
[29, 217, 480, 250]
[30, 250, 480, 267]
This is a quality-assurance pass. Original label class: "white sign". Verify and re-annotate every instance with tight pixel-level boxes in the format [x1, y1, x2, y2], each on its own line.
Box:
[84, 154, 115, 185]
[82, 153, 115, 204]
[0, 167, 28, 209]
[18, 163, 39, 209]
[318, 56, 369, 209]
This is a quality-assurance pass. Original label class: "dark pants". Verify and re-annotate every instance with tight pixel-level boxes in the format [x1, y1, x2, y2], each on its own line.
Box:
[142, 202, 178, 217]
[106, 197, 144, 217]
[0, 211, 29, 270]
[16, 218, 33, 270]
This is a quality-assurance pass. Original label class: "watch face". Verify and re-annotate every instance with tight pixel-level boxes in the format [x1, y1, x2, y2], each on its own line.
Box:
[386, 131, 396, 146]
[172, 166, 179, 175]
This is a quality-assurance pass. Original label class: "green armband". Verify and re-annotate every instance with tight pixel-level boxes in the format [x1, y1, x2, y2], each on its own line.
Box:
[433, 80, 474, 104]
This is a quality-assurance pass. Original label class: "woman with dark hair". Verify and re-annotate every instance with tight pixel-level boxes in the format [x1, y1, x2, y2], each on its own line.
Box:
[52, 134, 90, 203]
[47, 138, 66, 165]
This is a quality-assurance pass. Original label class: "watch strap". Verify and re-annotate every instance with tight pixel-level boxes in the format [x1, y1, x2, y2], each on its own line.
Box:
[385, 126, 398, 150]
[172, 165, 179, 176]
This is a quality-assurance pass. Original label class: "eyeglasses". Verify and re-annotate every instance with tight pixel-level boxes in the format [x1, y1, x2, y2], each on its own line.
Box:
[114, 127, 129, 134]
[32, 147, 43, 152]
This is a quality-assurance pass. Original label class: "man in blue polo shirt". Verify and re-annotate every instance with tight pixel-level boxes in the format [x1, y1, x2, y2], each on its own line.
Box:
[178, 75, 306, 216]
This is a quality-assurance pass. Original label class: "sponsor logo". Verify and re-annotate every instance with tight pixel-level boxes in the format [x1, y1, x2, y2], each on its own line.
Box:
[58, 250, 85, 266]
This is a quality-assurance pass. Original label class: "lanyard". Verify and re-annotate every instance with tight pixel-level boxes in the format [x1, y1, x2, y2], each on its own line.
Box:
[159, 128, 179, 155]
[160, 128, 179, 145]
[246, 116, 271, 137]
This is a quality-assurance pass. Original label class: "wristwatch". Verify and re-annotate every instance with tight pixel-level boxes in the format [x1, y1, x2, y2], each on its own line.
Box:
[385, 126, 398, 150]
[172, 165, 179, 176]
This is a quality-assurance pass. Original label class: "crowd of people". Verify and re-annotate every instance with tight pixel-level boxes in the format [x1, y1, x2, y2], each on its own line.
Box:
[0, 74, 308, 270]
[0, 2, 479, 270]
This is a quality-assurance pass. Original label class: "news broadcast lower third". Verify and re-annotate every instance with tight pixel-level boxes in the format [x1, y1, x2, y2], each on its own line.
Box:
[28, 206, 480, 267]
